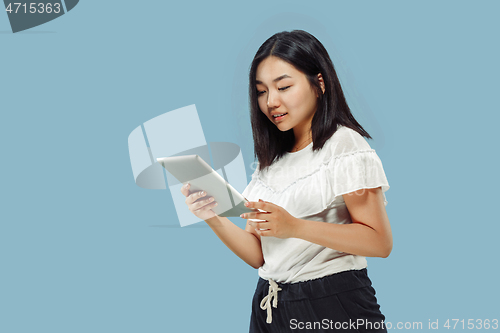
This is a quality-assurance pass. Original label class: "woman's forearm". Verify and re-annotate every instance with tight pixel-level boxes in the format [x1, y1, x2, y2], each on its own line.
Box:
[205, 215, 264, 269]
[292, 219, 393, 258]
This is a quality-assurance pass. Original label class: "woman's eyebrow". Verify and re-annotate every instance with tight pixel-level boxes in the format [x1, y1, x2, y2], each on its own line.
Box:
[256, 74, 292, 85]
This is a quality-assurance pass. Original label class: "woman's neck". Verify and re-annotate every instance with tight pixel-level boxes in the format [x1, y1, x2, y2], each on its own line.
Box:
[292, 131, 313, 152]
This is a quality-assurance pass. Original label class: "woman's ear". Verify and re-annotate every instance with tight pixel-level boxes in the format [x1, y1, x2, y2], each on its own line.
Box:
[317, 73, 325, 95]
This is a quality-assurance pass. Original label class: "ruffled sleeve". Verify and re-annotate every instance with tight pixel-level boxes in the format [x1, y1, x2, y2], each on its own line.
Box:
[240, 127, 390, 219]
[324, 149, 390, 206]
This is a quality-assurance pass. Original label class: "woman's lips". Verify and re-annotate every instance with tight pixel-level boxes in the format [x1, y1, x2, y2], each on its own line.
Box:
[273, 113, 287, 122]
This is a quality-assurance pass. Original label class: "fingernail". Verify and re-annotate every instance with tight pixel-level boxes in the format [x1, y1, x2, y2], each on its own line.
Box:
[184, 183, 189, 188]
[245, 202, 249, 207]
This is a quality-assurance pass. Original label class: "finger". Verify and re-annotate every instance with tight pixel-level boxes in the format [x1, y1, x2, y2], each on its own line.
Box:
[193, 196, 215, 210]
[255, 228, 270, 237]
[194, 200, 218, 212]
[240, 211, 269, 219]
[250, 220, 269, 228]
[180, 183, 191, 197]
[187, 190, 207, 205]
[243, 201, 273, 213]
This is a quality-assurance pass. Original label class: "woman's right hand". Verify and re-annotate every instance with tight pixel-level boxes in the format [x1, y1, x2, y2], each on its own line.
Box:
[180, 183, 218, 221]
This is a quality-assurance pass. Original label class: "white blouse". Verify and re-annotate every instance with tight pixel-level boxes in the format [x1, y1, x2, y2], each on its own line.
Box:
[242, 125, 390, 283]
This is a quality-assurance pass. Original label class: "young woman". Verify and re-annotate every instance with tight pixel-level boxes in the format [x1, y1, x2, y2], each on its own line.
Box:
[181, 30, 392, 332]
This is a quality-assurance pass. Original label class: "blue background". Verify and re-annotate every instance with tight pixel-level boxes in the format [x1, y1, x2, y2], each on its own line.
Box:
[1, 1, 499, 332]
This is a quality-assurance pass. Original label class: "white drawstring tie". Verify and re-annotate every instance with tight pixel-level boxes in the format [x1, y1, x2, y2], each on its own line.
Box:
[260, 279, 282, 324]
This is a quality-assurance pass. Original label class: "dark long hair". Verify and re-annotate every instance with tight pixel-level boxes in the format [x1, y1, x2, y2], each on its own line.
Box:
[249, 30, 371, 171]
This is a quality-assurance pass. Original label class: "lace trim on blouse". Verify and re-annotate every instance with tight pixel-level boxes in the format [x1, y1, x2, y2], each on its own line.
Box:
[245, 149, 389, 218]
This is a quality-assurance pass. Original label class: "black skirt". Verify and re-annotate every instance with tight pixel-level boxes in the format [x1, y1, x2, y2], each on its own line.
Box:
[249, 268, 387, 333]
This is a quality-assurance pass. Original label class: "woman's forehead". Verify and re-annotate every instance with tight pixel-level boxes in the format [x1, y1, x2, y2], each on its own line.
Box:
[256, 56, 300, 83]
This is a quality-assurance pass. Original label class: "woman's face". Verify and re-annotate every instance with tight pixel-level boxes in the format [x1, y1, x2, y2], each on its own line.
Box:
[255, 56, 324, 135]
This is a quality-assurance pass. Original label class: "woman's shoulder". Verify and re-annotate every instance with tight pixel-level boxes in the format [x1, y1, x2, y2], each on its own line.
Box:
[323, 125, 373, 157]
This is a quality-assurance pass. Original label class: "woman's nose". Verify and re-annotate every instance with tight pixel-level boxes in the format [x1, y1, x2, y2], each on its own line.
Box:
[267, 89, 280, 109]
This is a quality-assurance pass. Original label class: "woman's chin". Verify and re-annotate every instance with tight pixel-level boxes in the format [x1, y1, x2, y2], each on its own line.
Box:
[275, 123, 292, 132]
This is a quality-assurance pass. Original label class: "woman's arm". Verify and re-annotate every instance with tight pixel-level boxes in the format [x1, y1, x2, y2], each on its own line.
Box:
[293, 187, 392, 258]
[243, 187, 392, 258]
[205, 215, 264, 269]
[180, 183, 264, 269]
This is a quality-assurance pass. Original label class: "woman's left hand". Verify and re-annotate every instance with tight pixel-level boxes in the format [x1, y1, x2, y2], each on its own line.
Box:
[240, 199, 298, 238]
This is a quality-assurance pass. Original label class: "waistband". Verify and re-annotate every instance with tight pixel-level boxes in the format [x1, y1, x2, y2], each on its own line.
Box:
[259, 268, 372, 302]
[258, 268, 372, 324]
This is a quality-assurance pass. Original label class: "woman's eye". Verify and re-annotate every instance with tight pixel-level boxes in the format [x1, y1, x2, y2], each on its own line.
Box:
[257, 90, 266, 96]
[278, 86, 290, 91]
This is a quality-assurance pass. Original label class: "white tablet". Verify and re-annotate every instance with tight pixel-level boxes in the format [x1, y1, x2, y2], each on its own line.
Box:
[157, 155, 257, 217]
